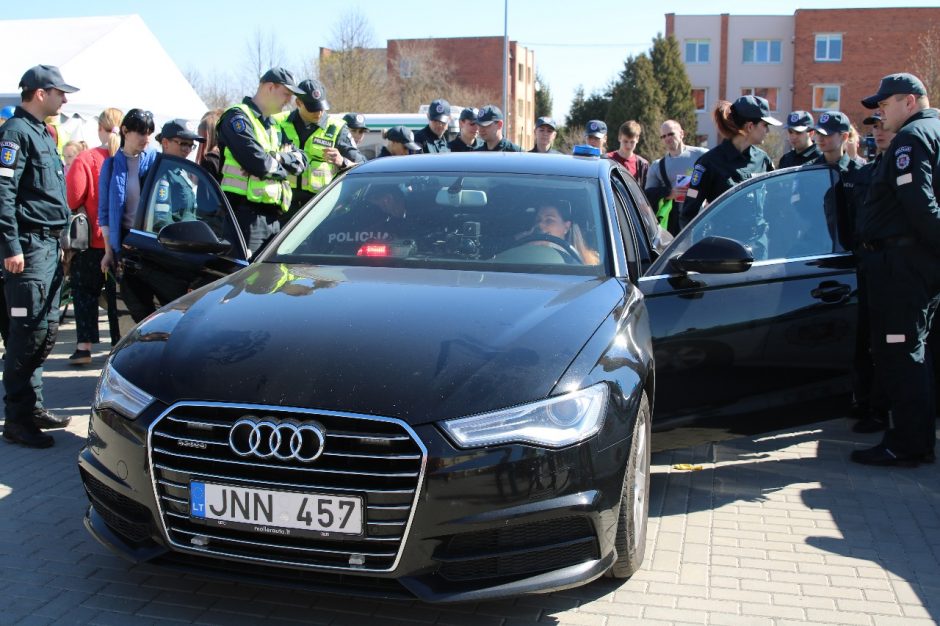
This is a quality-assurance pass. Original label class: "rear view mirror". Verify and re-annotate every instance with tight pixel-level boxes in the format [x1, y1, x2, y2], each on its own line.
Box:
[158, 220, 230, 255]
[435, 189, 487, 207]
[671, 236, 753, 274]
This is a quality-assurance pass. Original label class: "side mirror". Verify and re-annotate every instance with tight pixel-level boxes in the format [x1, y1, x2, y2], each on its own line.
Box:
[157, 220, 230, 255]
[671, 236, 754, 274]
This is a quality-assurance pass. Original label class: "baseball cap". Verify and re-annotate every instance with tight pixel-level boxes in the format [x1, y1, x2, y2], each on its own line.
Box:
[18, 65, 79, 93]
[259, 67, 304, 95]
[428, 99, 451, 122]
[0, 106, 15, 119]
[862, 113, 883, 126]
[459, 107, 478, 122]
[297, 79, 329, 111]
[536, 116, 558, 130]
[476, 105, 504, 126]
[731, 95, 782, 126]
[785, 110, 813, 132]
[585, 120, 607, 137]
[343, 112, 368, 130]
[386, 125, 421, 151]
[861, 73, 927, 109]
[812, 111, 851, 136]
[156, 119, 204, 143]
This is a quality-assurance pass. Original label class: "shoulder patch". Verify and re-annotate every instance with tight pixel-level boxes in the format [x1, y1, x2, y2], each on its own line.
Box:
[896, 153, 910, 170]
[691, 164, 705, 186]
[157, 180, 169, 202]
[0, 143, 18, 167]
[230, 116, 248, 133]
[894, 145, 912, 155]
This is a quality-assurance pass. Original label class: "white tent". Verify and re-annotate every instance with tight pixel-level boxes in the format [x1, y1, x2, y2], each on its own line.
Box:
[0, 14, 208, 134]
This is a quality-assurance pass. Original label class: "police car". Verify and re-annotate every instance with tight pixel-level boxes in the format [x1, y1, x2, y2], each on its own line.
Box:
[81, 152, 858, 601]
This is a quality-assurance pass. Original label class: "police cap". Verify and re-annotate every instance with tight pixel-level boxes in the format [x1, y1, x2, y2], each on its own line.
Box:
[459, 107, 478, 122]
[260, 67, 303, 95]
[585, 120, 607, 137]
[297, 79, 329, 111]
[785, 110, 813, 132]
[862, 113, 883, 126]
[343, 112, 368, 130]
[861, 73, 927, 109]
[812, 111, 851, 136]
[19, 64, 79, 93]
[0, 105, 15, 119]
[156, 119, 204, 143]
[731, 95, 782, 126]
[428, 99, 451, 122]
[476, 105, 504, 126]
[386, 125, 421, 151]
[536, 116, 558, 130]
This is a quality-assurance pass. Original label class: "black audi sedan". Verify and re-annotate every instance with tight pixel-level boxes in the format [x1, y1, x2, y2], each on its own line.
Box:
[80, 153, 663, 602]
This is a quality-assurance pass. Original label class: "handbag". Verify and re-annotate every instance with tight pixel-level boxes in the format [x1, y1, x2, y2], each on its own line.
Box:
[60, 211, 90, 251]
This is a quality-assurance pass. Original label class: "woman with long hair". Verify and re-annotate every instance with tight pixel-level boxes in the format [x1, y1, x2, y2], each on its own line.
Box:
[98, 108, 158, 323]
[525, 203, 600, 265]
[64, 108, 123, 365]
[679, 96, 781, 227]
[196, 108, 223, 179]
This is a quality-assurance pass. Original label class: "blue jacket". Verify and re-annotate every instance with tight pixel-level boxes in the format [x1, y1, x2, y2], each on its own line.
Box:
[98, 147, 157, 252]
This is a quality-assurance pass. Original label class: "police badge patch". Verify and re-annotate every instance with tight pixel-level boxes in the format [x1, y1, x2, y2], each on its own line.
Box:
[588, 122, 598, 132]
[896, 153, 910, 170]
[356, 114, 364, 125]
[231, 117, 248, 133]
[435, 103, 444, 114]
[0, 142, 19, 166]
[789, 113, 799, 124]
[691, 164, 705, 186]
[819, 113, 830, 124]
[157, 181, 169, 201]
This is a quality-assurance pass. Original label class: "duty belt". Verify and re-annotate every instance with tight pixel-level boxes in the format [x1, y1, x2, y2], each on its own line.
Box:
[860, 236, 917, 252]
[18, 224, 63, 238]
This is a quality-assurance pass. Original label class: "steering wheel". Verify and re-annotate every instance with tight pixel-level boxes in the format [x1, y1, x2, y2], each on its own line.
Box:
[515, 233, 583, 264]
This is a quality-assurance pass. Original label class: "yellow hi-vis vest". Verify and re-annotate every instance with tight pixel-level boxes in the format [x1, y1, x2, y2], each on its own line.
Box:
[276, 113, 346, 194]
[220, 104, 291, 211]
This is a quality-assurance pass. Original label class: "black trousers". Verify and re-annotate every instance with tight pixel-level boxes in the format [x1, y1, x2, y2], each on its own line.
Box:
[3, 232, 63, 422]
[851, 262, 887, 416]
[860, 244, 940, 456]
[227, 194, 281, 256]
[69, 247, 120, 344]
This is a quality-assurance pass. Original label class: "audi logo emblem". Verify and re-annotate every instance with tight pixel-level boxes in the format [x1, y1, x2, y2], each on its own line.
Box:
[228, 417, 325, 463]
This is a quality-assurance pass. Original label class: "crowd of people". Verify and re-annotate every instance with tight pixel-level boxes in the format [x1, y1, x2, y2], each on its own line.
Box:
[0, 63, 937, 467]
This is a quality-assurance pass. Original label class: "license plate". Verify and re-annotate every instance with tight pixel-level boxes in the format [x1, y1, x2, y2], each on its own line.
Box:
[189, 481, 363, 537]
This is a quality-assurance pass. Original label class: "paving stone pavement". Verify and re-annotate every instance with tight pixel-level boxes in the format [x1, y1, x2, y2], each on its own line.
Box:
[1, 313, 938, 625]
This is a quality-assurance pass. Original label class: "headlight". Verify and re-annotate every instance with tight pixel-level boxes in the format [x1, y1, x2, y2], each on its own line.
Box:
[440, 383, 608, 449]
[94, 361, 154, 419]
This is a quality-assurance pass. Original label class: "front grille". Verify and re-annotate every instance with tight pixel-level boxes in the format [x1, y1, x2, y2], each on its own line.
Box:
[149, 403, 426, 573]
[81, 469, 153, 543]
[435, 517, 599, 582]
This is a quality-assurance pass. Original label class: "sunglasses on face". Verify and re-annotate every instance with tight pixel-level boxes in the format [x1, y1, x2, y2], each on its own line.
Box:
[660, 131, 677, 139]
[171, 138, 196, 152]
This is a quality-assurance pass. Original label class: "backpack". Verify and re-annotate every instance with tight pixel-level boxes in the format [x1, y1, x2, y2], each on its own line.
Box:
[60, 211, 89, 251]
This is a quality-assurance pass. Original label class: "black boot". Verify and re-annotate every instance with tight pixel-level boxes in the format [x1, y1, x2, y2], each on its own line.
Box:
[3, 420, 54, 448]
[32, 408, 71, 429]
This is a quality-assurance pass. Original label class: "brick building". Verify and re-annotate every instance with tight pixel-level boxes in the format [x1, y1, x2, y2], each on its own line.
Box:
[668, 8, 940, 147]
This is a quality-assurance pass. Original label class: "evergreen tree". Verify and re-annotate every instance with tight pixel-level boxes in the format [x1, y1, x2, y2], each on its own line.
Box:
[566, 85, 610, 130]
[606, 54, 665, 160]
[650, 34, 697, 139]
[534, 70, 553, 119]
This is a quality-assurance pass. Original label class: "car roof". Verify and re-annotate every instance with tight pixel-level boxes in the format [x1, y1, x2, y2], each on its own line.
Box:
[350, 152, 616, 178]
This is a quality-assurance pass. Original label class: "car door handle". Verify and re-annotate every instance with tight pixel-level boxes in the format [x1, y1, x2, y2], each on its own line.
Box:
[811, 281, 851, 304]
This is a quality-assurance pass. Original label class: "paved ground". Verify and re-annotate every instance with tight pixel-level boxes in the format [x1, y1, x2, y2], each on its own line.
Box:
[1, 313, 938, 625]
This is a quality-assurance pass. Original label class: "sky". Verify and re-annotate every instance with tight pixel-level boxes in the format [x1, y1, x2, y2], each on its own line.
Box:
[5, 0, 938, 121]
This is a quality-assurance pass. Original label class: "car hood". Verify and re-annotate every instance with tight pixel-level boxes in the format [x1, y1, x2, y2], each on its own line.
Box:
[114, 264, 625, 425]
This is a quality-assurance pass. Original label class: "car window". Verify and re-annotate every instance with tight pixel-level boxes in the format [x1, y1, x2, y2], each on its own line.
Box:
[271, 173, 610, 275]
[140, 157, 227, 239]
[614, 170, 673, 256]
[666, 168, 839, 262]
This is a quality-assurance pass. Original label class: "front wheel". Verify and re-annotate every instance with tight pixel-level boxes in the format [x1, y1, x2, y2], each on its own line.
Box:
[607, 391, 651, 579]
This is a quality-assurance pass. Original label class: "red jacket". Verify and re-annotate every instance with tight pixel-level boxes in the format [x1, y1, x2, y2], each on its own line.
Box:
[66, 146, 108, 249]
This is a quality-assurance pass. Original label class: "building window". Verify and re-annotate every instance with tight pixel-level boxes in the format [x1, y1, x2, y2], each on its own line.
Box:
[399, 58, 415, 79]
[815, 34, 842, 62]
[812, 85, 841, 111]
[518, 62, 524, 81]
[691, 88, 707, 112]
[743, 39, 782, 64]
[741, 87, 779, 111]
[685, 39, 710, 64]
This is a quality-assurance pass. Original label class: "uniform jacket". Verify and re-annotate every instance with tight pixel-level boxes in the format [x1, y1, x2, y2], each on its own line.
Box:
[779, 144, 822, 169]
[449, 137, 484, 152]
[682, 139, 774, 225]
[474, 138, 522, 152]
[414, 126, 450, 154]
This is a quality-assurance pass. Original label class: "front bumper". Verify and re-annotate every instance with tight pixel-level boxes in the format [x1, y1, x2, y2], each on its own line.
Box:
[78, 400, 631, 602]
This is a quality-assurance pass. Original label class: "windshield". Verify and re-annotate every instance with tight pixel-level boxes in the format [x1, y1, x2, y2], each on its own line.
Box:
[270, 173, 609, 275]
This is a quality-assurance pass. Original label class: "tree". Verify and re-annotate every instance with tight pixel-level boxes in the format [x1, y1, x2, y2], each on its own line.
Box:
[242, 28, 287, 93]
[606, 54, 665, 160]
[185, 68, 239, 111]
[566, 85, 611, 130]
[534, 70, 553, 119]
[315, 9, 389, 112]
[909, 26, 940, 105]
[650, 34, 697, 138]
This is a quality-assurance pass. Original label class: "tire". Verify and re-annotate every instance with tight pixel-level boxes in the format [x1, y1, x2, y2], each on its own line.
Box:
[607, 391, 651, 579]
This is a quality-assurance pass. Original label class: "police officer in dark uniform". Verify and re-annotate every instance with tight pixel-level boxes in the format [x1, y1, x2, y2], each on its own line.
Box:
[779, 110, 821, 168]
[681, 95, 779, 227]
[413, 99, 451, 154]
[216, 68, 307, 254]
[851, 73, 940, 467]
[342, 112, 370, 156]
[474, 105, 522, 152]
[153, 119, 203, 228]
[448, 108, 483, 152]
[531, 117, 561, 154]
[0, 65, 78, 448]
